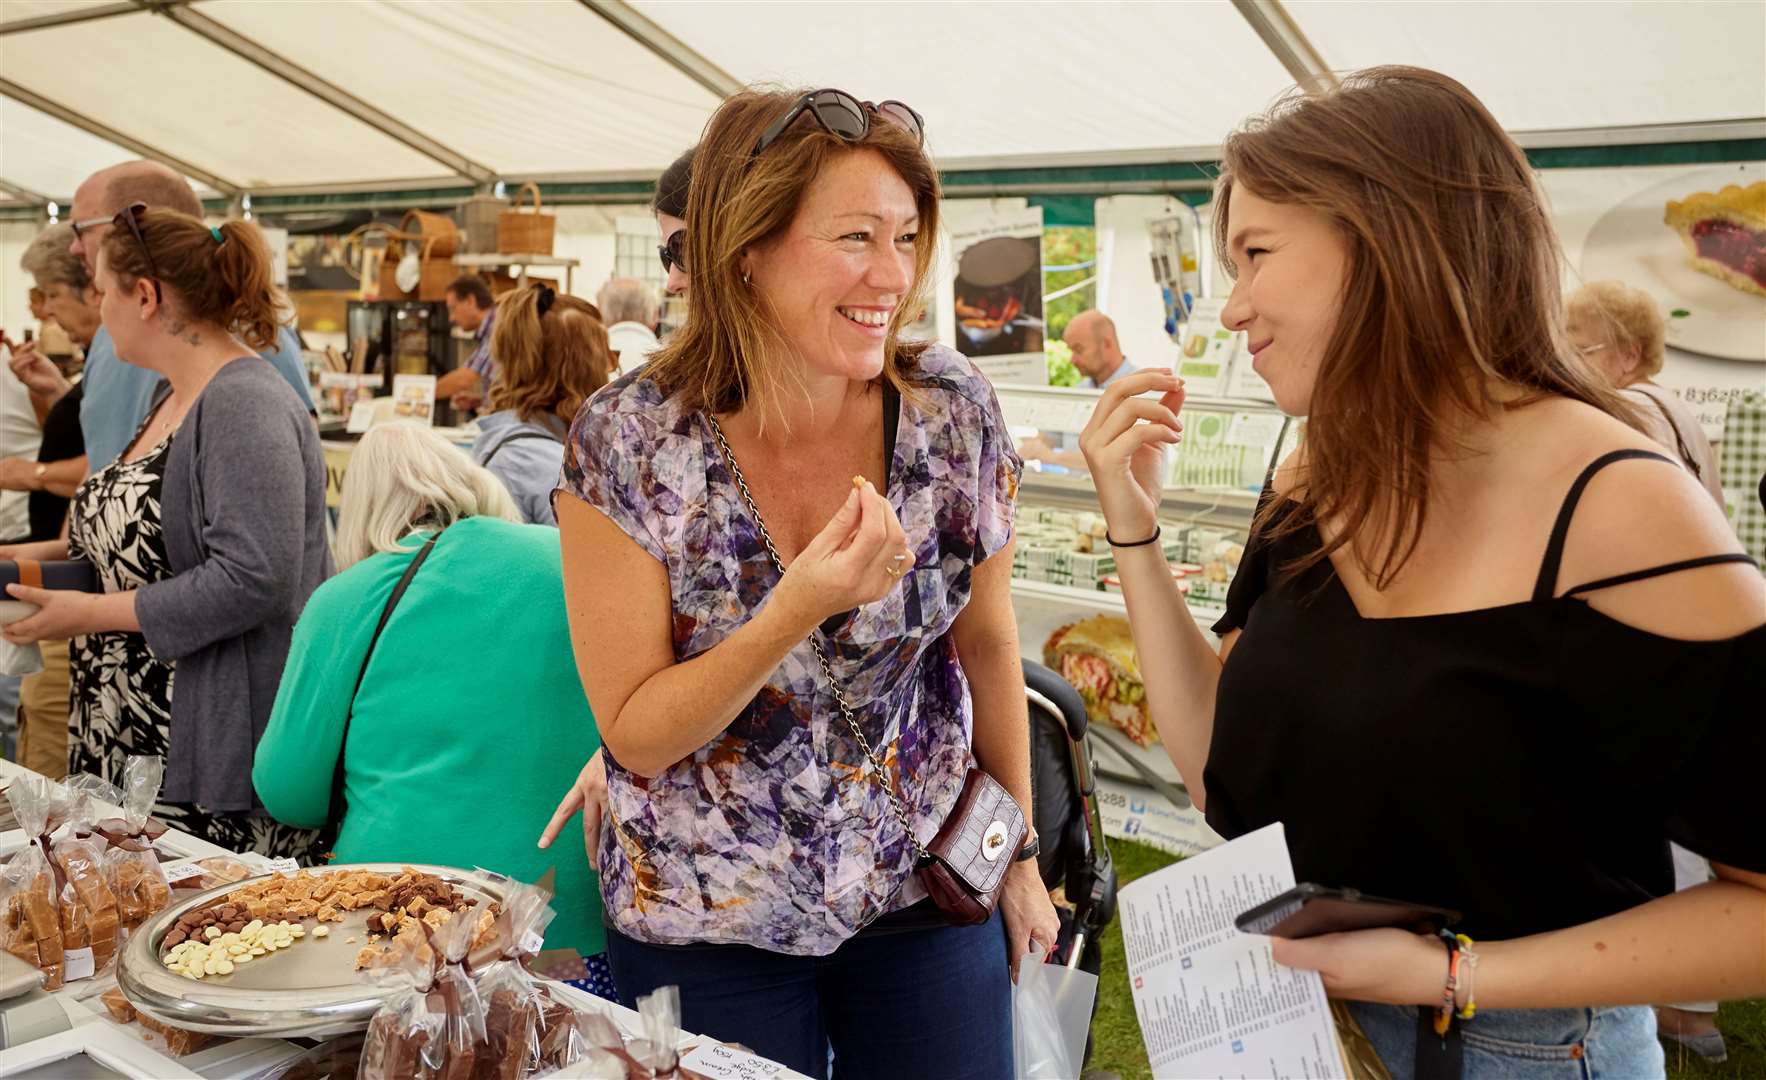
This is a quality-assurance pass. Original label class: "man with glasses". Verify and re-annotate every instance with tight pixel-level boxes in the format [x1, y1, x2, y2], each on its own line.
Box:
[67, 161, 316, 473]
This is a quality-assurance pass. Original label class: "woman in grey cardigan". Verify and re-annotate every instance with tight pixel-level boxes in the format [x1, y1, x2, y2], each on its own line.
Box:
[2, 207, 331, 858]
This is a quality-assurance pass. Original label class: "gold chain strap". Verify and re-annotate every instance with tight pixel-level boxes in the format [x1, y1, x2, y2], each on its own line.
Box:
[706, 414, 930, 863]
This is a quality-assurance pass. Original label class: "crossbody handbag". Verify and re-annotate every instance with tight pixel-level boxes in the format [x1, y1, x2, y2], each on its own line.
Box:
[706, 395, 1026, 926]
[320, 531, 441, 854]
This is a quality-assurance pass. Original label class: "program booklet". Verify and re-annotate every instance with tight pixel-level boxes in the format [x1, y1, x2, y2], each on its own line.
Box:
[1119, 822, 1349, 1078]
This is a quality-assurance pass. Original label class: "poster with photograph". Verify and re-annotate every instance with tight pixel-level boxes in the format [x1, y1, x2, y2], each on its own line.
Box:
[1579, 162, 1764, 363]
[952, 208, 1047, 386]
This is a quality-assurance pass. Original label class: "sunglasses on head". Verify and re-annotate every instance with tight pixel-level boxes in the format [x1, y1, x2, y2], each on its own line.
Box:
[752, 89, 924, 158]
[657, 229, 686, 275]
[111, 202, 163, 304]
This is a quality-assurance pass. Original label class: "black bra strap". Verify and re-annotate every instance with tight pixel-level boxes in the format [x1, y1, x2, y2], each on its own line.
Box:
[1532, 449, 1677, 602]
[1564, 553, 1758, 597]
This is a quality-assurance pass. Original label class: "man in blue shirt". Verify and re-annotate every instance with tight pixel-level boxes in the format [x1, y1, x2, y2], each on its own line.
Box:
[68, 161, 315, 472]
[436, 275, 497, 412]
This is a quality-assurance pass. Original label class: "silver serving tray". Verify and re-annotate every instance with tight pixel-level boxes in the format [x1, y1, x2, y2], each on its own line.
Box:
[116, 863, 504, 1038]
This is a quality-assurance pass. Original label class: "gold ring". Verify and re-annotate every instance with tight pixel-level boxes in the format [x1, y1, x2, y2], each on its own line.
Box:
[883, 564, 905, 579]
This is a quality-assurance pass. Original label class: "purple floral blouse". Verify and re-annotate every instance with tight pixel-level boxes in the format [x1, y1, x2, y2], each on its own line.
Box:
[559, 344, 1021, 956]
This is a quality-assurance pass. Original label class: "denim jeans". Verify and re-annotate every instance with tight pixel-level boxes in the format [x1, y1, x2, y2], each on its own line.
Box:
[1349, 1001, 1664, 1080]
[604, 905, 1012, 1080]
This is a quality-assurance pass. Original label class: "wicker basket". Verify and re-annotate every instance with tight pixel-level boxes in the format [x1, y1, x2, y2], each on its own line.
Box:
[401, 209, 460, 259]
[497, 182, 555, 255]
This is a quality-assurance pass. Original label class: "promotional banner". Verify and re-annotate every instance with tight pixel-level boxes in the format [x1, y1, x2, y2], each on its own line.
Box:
[951, 208, 1047, 386]
[1577, 162, 1764, 365]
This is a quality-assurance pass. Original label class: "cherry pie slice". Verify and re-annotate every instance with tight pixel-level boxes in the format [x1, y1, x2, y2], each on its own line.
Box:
[1663, 181, 1766, 299]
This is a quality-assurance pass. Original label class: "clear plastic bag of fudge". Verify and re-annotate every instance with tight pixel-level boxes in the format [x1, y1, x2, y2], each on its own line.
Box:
[627, 985, 683, 1077]
[54, 773, 125, 980]
[0, 777, 69, 989]
[361, 899, 489, 1080]
[466, 880, 560, 1080]
[93, 757, 174, 930]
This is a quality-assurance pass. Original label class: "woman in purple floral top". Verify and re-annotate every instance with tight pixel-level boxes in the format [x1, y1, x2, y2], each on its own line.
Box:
[543, 89, 1057, 1077]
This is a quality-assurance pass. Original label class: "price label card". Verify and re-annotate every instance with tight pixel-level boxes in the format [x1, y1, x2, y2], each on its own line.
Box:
[65, 946, 96, 982]
[519, 930, 545, 955]
[163, 861, 206, 884]
[267, 857, 301, 875]
[679, 1043, 787, 1079]
[346, 400, 376, 433]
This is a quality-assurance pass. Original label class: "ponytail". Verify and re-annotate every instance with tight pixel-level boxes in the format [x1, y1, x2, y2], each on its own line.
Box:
[101, 210, 285, 351]
[488, 282, 612, 422]
[210, 219, 280, 351]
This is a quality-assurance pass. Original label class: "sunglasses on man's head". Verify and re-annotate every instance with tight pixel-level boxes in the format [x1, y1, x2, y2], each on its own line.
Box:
[657, 229, 686, 275]
[751, 89, 924, 158]
[111, 202, 163, 304]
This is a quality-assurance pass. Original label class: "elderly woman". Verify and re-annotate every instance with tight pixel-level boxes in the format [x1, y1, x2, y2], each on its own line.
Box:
[1566, 280, 1723, 507]
[9, 225, 94, 537]
[541, 90, 1056, 1077]
[256, 424, 613, 997]
[3, 209, 331, 855]
[471, 282, 613, 526]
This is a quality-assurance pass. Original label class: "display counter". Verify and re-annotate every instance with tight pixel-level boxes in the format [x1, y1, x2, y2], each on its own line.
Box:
[999, 382, 1294, 846]
[0, 760, 806, 1080]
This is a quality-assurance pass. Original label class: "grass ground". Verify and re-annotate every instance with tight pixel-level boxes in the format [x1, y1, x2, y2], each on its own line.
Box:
[1088, 838, 1763, 1079]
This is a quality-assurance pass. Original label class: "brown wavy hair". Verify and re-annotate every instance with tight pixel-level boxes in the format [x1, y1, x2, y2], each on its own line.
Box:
[488, 283, 613, 422]
[643, 87, 940, 429]
[100, 210, 283, 351]
[1215, 66, 1637, 587]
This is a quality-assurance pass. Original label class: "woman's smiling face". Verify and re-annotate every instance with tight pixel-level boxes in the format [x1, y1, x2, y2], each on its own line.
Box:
[1220, 185, 1351, 417]
[745, 148, 919, 384]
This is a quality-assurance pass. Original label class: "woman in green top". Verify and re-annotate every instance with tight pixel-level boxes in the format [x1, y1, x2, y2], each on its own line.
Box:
[255, 424, 611, 997]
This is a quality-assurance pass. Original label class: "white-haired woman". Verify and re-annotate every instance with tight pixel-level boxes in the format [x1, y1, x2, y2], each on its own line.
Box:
[254, 424, 614, 998]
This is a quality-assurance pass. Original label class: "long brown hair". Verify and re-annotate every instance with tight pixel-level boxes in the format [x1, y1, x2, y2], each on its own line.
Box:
[488, 283, 613, 422]
[643, 88, 941, 429]
[101, 210, 283, 351]
[1215, 66, 1637, 587]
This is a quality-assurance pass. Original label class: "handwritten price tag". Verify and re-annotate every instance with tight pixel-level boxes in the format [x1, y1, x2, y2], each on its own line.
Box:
[163, 862, 206, 884]
[679, 1043, 787, 1079]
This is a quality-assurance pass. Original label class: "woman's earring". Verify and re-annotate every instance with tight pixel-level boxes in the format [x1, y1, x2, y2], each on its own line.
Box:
[742, 270, 752, 286]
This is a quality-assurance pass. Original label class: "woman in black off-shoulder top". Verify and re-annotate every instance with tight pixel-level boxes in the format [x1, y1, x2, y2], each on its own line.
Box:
[1079, 67, 1764, 1080]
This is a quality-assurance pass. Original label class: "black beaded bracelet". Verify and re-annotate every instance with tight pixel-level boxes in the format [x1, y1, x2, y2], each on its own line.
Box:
[1106, 526, 1162, 549]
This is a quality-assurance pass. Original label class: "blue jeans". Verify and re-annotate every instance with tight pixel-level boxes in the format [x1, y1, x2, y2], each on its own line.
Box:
[1349, 1001, 1664, 1080]
[604, 905, 1012, 1080]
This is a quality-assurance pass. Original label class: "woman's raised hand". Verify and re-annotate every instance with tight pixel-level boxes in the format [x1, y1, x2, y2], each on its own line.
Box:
[1078, 369, 1185, 543]
[776, 479, 913, 626]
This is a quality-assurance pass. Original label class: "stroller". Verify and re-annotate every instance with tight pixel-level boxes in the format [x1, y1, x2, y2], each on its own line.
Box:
[1022, 659, 1118, 985]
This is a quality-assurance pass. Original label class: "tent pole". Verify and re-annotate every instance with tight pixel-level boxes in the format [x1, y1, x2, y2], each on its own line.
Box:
[0, 76, 242, 197]
[140, 2, 498, 188]
[0, 0, 189, 36]
[1231, 0, 1337, 91]
[0, 177, 53, 212]
[579, 0, 741, 99]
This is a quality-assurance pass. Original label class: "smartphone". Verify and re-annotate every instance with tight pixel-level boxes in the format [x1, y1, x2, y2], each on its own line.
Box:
[1235, 883, 1460, 939]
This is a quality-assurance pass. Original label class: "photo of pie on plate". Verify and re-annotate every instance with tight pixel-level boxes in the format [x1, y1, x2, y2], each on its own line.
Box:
[1663, 180, 1766, 299]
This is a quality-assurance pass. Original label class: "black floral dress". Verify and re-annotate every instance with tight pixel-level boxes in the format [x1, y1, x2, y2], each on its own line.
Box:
[67, 433, 322, 861]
